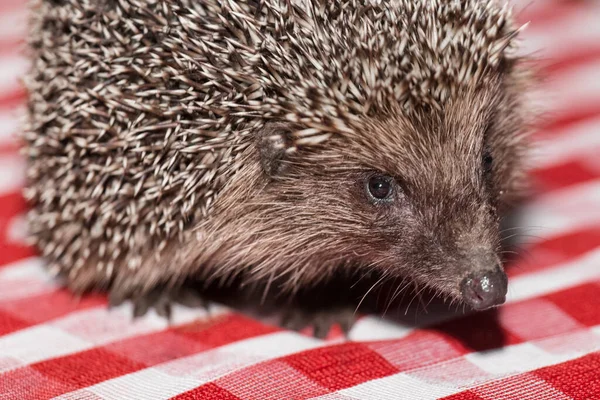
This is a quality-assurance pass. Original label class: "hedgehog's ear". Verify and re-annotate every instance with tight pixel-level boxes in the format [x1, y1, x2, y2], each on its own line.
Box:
[257, 122, 295, 178]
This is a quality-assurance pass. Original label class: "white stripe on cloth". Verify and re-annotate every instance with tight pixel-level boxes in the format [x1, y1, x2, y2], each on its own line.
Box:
[530, 115, 600, 169]
[5, 213, 27, 244]
[0, 55, 27, 95]
[317, 373, 459, 400]
[0, 325, 91, 373]
[513, 178, 600, 242]
[539, 60, 600, 114]
[0, 257, 47, 282]
[0, 109, 22, 145]
[57, 369, 205, 400]
[506, 248, 600, 304]
[348, 317, 414, 341]
[466, 342, 574, 376]
[473, 374, 573, 400]
[0, 258, 57, 302]
[519, 5, 600, 60]
[0, 8, 27, 43]
[0, 154, 24, 195]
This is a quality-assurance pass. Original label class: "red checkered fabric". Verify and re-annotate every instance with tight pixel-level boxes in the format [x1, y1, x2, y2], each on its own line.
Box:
[2, 1, 600, 399]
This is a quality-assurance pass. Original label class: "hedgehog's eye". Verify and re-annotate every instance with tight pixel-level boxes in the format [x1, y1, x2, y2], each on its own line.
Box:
[367, 175, 394, 201]
[483, 151, 493, 175]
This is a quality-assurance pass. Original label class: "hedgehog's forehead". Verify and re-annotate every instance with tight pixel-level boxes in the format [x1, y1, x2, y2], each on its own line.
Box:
[334, 87, 499, 178]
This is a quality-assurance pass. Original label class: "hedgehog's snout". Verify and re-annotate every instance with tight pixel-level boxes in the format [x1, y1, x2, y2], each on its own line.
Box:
[459, 265, 507, 311]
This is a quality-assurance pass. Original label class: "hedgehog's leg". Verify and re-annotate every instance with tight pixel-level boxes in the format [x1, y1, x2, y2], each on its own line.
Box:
[281, 305, 358, 339]
[108, 283, 210, 321]
[278, 278, 363, 338]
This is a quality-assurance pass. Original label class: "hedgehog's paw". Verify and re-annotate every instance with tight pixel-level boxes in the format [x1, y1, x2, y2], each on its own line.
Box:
[109, 286, 209, 322]
[281, 306, 358, 339]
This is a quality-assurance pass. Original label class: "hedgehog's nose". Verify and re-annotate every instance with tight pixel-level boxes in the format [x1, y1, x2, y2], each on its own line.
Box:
[460, 266, 508, 311]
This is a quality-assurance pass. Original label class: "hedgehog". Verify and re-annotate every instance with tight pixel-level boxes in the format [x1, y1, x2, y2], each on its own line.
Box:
[22, 0, 535, 336]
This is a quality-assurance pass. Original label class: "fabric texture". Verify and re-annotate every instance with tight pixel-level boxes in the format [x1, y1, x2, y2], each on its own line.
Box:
[2, 0, 600, 398]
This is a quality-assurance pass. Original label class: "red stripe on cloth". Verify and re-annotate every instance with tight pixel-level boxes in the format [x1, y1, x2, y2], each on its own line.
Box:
[531, 159, 600, 192]
[30, 348, 147, 398]
[172, 312, 280, 347]
[0, 313, 279, 399]
[543, 282, 600, 327]
[0, 88, 26, 111]
[0, 0, 26, 13]
[0, 289, 106, 334]
[0, 366, 76, 400]
[1, 350, 145, 400]
[0, 38, 24, 54]
[171, 383, 241, 400]
[534, 351, 600, 399]
[0, 191, 27, 223]
[216, 360, 331, 399]
[0, 243, 37, 267]
[516, 0, 586, 26]
[542, 46, 600, 76]
[535, 104, 600, 141]
[473, 373, 572, 400]
[282, 342, 398, 391]
[508, 283, 600, 332]
[0, 309, 28, 336]
[0, 141, 21, 156]
[104, 330, 210, 367]
[507, 226, 600, 278]
[441, 391, 485, 400]
[0, 192, 36, 266]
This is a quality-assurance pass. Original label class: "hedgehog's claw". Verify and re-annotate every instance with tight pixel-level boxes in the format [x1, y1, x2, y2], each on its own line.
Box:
[109, 286, 209, 322]
[281, 306, 357, 339]
[173, 288, 210, 309]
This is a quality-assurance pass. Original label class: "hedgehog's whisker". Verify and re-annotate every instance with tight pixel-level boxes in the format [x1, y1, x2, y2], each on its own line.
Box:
[354, 272, 387, 316]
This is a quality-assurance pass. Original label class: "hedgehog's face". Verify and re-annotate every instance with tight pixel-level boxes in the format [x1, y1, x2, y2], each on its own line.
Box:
[350, 161, 508, 312]
[252, 81, 529, 312]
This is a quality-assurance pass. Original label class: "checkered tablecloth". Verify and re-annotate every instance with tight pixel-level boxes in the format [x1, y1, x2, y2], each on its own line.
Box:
[2, 0, 600, 399]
